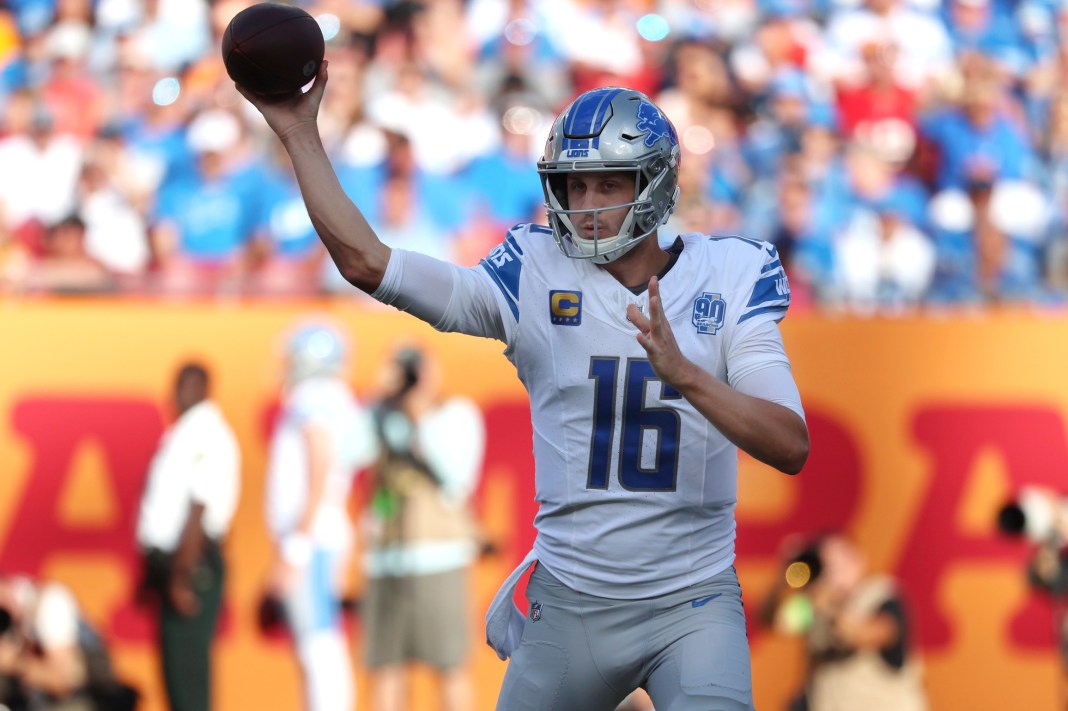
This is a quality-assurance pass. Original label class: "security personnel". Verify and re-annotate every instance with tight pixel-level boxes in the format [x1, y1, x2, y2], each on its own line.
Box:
[136, 362, 241, 711]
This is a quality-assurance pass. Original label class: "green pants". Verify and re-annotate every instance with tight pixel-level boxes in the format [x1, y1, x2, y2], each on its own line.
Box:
[159, 544, 224, 711]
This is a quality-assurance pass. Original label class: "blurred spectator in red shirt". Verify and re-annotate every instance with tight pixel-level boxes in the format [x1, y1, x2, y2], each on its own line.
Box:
[835, 40, 918, 166]
[824, 0, 954, 94]
[37, 1, 103, 142]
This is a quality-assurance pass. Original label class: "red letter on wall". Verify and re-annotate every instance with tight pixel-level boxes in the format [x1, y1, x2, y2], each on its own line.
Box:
[902, 405, 1068, 650]
[4, 397, 163, 641]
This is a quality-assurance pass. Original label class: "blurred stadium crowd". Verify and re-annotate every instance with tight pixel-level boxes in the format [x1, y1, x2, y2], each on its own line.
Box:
[0, 0, 1066, 311]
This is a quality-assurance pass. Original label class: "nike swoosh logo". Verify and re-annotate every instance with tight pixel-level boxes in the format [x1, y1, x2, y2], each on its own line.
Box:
[691, 593, 723, 608]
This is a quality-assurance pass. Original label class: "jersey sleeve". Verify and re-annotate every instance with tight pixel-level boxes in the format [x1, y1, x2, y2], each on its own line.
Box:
[737, 242, 790, 327]
[723, 240, 796, 389]
[732, 351, 805, 422]
[432, 226, 530, 346]
[288, 382, 333, 427]
[371, 243, 517, 344]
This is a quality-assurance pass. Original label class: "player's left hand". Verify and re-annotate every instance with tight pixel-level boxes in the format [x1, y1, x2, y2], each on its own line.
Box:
[627, 276, 695, 389]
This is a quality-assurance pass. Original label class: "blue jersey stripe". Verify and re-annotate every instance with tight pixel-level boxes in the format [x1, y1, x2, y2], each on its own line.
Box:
[746, 272, 790, 308]
[708, 235, 764, 250]
[761, 258, 782, 274]
[738, 304, 788, 324]
[480, 261, 520, 321]
[505, 232, 525, 257]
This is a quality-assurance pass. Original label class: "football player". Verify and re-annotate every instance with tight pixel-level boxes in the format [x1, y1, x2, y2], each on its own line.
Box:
[240, 71, 809, 710]
[264, 322, 377, 711]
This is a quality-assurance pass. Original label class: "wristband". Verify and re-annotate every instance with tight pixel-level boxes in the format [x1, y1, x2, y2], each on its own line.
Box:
[282, 534, 312, 567]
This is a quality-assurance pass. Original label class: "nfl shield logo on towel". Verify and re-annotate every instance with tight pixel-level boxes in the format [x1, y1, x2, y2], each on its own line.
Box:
[529, 600, 542, 622]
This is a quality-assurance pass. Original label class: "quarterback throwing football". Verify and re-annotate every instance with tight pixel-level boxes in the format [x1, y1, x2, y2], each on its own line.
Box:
[240, 69, 810, 710]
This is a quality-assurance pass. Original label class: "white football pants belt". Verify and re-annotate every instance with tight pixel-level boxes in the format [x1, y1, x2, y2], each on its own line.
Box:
[485, 549, 538, 660]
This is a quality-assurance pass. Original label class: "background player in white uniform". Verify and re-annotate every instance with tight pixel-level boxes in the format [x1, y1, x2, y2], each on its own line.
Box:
[240, 74, 810, 710]
[264, 322, 377, 711]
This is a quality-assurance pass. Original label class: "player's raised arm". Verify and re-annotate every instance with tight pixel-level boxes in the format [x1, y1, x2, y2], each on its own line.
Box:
[236, 62, 390, 294]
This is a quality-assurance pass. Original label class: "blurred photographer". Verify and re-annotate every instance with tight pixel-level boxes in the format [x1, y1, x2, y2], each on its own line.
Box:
[0, 574, 135, 711]
[760, 532, 927, 711]
[363, 345, 486, 711]
[997, 486, 1068, 685]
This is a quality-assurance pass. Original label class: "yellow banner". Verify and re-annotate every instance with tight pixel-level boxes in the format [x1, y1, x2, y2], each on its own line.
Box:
[0, 299, 1065, 710]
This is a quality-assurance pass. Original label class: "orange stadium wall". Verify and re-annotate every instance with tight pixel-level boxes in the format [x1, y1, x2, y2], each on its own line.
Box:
[1, 299, 1067, 711]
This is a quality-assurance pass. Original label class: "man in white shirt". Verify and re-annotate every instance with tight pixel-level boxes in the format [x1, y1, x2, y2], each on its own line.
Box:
[136, 362, 240, 711]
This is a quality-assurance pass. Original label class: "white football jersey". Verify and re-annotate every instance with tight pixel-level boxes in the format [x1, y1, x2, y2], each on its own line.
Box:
[418, 225, 793, 599]
[265, 377, 377, 547]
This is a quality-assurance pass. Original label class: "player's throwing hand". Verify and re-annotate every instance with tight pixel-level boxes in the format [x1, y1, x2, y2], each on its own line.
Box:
[627, 276, 695, 389]
[236, 61, 329, 142]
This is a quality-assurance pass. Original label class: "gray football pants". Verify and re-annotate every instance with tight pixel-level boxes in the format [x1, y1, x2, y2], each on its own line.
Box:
[495, 564, 754, 711]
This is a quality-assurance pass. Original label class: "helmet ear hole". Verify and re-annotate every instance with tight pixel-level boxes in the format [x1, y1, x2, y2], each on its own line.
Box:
[548, 174, 569, 210]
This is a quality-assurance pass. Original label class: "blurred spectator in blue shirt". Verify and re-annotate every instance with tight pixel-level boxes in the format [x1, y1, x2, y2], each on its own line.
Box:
[150, 108, 260, 294]
[1040, 91, 1068, 294]
[246, 142, 329, 298]
[120, 0, 211, 74]
[468, 0, 569, 111]
[460, 94, 545, 234]
[943, 0, 1032, 78]
[834, 203, 936, 311]
[0, 8, 26, 100]
[656, 38, 753, 230]
[845, 139, 929, 230]
[756, 160, 838, 307]
[322, 132, 467, 292]
[6, 0, 56, 38]
[743, 68, 812, 180]
[927, 175, 1051, 303]
[918, 53, 1035, 190]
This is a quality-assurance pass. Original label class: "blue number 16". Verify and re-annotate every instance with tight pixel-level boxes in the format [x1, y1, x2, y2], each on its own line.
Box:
[587, 357, 682, 491]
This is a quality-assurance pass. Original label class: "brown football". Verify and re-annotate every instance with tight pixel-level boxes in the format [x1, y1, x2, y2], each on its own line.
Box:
[221, 3, 325, 96]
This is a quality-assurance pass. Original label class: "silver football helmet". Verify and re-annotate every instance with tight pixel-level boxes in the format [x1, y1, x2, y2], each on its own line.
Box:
[286, 321, 347, 382]
[537, 87, 681, 264]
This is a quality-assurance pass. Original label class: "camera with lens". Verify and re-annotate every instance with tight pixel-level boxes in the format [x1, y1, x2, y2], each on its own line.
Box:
[996, 486, 1068, 543]
[765, 540, 825, 637]
[783, 541, 824, 590]
[376, 348, 427, 460]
